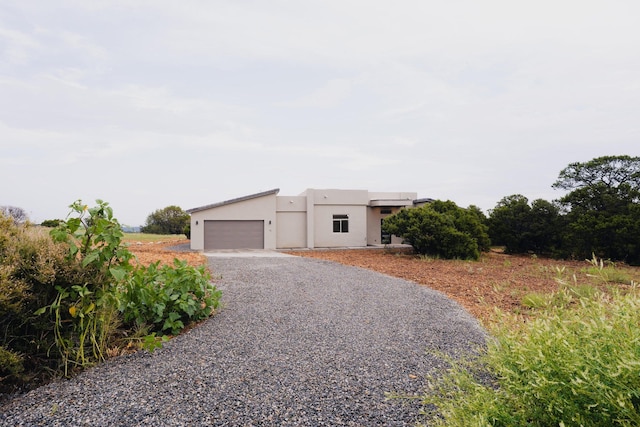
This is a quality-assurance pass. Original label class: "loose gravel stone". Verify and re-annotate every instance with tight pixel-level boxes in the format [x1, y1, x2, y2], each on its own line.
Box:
[0, 255, 486, 426]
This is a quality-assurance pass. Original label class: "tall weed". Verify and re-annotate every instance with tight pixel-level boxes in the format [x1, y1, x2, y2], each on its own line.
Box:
[583, 253, 634, 285]
[37, 200, 131, 375]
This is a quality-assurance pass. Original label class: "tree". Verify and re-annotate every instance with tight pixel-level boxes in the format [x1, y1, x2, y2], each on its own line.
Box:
[141, 206, 190, 236]
[552, 155, 640, 193]
[488, 195, 562, 255]
[0, 206, 28, 225]
[382, 200, 490, 260]
[553, 155, 640, 264]
[41, 219, 63, 228]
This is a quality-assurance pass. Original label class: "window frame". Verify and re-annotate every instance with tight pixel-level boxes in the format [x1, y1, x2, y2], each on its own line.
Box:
[332, 214, 349, 233]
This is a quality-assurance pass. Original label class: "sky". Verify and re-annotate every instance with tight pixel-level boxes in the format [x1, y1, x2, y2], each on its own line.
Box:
[1, 1, 639, 226]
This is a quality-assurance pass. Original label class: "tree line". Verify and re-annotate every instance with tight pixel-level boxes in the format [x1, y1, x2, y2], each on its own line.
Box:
[384, 155, 640, 265]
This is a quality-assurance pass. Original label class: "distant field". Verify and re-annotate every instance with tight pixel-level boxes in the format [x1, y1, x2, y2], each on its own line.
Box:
[122, 233, 187, 243]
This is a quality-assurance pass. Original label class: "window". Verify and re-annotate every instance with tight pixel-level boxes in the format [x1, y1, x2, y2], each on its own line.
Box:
[380, 208, 392, 214]
[333, 214, 349, 233]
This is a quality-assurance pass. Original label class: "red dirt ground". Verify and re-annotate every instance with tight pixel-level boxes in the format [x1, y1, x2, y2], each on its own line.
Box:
[126, 239, 206, 267]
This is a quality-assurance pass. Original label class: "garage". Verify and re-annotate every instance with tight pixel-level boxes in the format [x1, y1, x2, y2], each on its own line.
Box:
[204, 220, 264, 250]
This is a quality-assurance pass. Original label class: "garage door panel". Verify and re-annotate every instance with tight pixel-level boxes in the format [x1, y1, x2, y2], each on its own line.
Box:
[204, 220, 264, 250]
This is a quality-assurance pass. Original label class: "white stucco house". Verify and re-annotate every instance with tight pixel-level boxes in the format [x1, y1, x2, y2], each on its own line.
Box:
[187, 188, 423, 250]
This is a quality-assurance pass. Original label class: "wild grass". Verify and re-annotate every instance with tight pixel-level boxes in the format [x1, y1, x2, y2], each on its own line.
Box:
[582, 253, 635, 285]
[420, 258, 640, 426]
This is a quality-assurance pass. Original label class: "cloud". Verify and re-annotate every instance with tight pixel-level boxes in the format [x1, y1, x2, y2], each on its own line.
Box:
[277, 78, 352, 108]
[0, 27, 41, 64]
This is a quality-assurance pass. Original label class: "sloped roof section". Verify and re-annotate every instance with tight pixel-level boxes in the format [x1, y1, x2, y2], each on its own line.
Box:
[187, 189, 280, 214]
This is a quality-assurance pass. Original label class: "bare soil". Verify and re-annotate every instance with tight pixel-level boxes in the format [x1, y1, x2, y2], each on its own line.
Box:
[126, 239, 206, 267]
[127, 242, 640, 325]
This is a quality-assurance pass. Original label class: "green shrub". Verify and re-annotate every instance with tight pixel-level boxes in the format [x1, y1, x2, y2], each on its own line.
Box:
[117, 259, 221, 335]
[0, 199, 221, 392]
[0, 345, 24, 382]
[421, 288, 640, 426]
[382, 200, 489, 260]
[0, 217, 81, 384]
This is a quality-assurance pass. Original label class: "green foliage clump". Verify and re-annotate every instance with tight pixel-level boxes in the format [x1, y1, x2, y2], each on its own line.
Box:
[38, 200, 133, 375]
[0, 346, 24, 380]
[40, 219, 63, 228]
[554, 156, 640, 264]
[488, 155, 640, 264]
[0, 200, 221, 392]
[0, 215, 80, 387]
[382, 200, 490, 260]
[141, 205, 190, 237]
[488, 195, 562, 255]
[421, 286, 640, 426]
[118, 259, 221, 335]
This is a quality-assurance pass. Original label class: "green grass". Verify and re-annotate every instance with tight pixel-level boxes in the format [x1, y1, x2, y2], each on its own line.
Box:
[122, 233, 186, 243]
[420, 286, 640, 426]
[581, 253, 637, 285]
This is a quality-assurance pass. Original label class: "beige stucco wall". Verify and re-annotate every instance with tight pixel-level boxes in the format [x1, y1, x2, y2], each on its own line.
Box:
[302, 189, 369, 248]
[190, 193, 277, 250]
[309, 189, 369, 206]
[275, 196, 307, 248]
[276, 212, 307, 248]
[276, 196, 307, 212]
[368, 192, 417, 205]
[313, 205, 368, 248]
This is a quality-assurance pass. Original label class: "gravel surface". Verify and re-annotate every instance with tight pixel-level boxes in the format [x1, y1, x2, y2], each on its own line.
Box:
[1, 255, 486, 426]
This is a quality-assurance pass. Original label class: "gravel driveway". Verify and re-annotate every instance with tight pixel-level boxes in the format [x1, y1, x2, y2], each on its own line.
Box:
[1, 254, 486, 426]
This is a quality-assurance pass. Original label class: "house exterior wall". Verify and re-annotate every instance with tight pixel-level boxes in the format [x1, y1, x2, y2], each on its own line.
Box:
[275, 212, 307, 248]
[189, 188, 419, 251]
[276, 196, 307, 248]
[304, 189, 369, 248]
[313, 205, 368, 247]
[368, 192, 417, 204]
[189, 193, 277, 250]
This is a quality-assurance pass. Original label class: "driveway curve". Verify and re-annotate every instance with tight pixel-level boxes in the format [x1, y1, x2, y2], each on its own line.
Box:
[1, 255, 486, 426]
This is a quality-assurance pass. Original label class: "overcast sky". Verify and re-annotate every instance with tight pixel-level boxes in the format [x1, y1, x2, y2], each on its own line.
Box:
[1, 1, 639, 226]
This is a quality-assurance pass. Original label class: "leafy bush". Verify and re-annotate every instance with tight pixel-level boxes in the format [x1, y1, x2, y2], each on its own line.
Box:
[421, 286, 640, 426]
[0, 216, 81, 386]
[117, 259, 220, 335]
[37, 200, 134, 375]
[382, 200, 490, 260]
[0, 200, 221, 392]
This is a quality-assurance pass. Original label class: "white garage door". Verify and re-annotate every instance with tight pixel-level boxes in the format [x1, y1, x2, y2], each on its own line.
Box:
[204, 220, 264, 250]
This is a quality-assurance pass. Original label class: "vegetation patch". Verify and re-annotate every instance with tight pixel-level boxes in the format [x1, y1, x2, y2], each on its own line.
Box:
[0, 200, 221, 394]
[420, 284, 640, 426]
